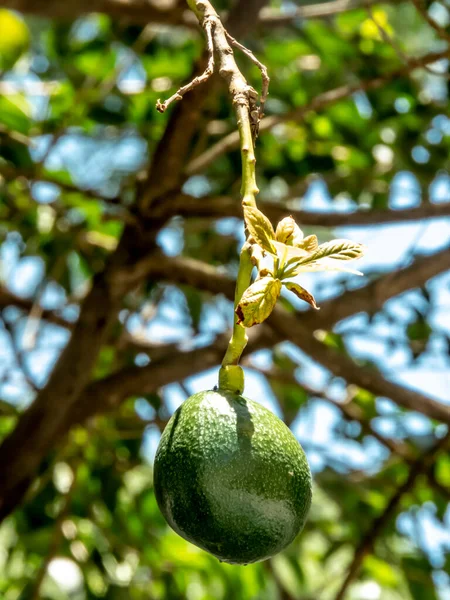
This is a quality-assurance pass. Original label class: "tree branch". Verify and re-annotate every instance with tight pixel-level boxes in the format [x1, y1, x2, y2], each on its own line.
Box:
[268, 308, 450, 423]
[305, 244, 450, 330]
[160, 192, 450, 227]
[0, 0, 186, 24]
[186, 49, 450, 175]
[140, 252, 450, 423]
[129, 244, 450, 335]
[0, 266, 121, 521]
[140, 0, 269, 209]
[0, 287, 69, 329]
[253, 367, 450, 499]
[333, 433, 450, 600]
[258, 0, 403, 25]
[3, 0, 403, 26]
[410, 0, 450, 43]
[72, 327, 272, 426]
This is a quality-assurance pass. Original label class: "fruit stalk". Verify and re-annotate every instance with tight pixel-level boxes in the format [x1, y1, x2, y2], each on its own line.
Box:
[219, 95, 261, 394]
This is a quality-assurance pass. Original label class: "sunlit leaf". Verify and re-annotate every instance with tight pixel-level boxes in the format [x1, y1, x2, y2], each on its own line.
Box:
[275, 216, 304, 246]
[295, 234, 318, 253]
[284, 239, 365, 276]
[236, 276, 281, 327]
[0, 9, 29, 70]
[302, 239, 364, 263]
[243, 205, 276, 253]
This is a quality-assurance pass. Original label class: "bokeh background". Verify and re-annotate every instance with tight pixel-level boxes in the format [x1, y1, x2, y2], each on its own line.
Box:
[0, 0, 449, 598]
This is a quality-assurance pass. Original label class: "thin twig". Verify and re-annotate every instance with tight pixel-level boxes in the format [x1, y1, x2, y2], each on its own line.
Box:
[159, 192, 450, 227]
[0, 124, 34, 147]
[225, 31, 270, 128]
[1, 315, 38, 393]
[156, 20, 216, 113]
[410, 0, 450, 43]
[258, 0, 403, 24]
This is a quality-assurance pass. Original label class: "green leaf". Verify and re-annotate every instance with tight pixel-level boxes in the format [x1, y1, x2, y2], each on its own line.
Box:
[273, 240, 309, 268]
[284, 239, 365, 277]
[0, 96, 31, 134]
[236, 276, 281, 327]
[284, 281, 319, 310]
[300, 239, 365, 263]
[402, 556, 438, 600]
[436, 454, 450, 486]
[243, 206, 276, 253]
[0, 10, 30, 70]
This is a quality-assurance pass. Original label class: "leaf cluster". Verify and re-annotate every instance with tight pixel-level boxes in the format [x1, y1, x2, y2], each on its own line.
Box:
[237, 207, 364, 326]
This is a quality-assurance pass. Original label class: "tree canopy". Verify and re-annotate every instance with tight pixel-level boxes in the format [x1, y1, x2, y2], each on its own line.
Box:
[0, 0, 449, 598]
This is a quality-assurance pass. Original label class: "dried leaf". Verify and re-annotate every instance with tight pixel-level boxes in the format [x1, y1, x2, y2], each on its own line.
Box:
[236, 276, 282, 327]
[284, 281, 319, 310]
[244, 206, 276, 253]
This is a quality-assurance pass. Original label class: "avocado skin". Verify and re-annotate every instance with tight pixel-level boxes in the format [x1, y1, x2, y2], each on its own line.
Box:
[154, 389, 312, 564]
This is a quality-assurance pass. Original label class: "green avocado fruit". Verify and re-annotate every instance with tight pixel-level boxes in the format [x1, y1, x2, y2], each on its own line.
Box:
[153, 389, 312, 564]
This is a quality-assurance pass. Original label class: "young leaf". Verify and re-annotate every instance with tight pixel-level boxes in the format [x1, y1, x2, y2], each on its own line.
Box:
[236, 276, 282, 327]
[275, 216, 294, 243]
[295, 234, 318, 253]
[298, 239, 364, 264]
[303, 261, 364, 275]
[273, 240, 309, 265]
[284, 281, 319, 310]
[275, 216, 305, 247]
[244, 206, 276, 253]
[282, 239, 365, 277]
[285, 259, 364, 278]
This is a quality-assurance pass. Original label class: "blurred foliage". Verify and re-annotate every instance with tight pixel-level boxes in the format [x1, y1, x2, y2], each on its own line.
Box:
[0, 1, 449, 599]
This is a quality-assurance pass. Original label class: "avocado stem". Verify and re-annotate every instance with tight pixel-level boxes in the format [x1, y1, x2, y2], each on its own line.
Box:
[219, 104, 259, 391]
[219, 242, 254, 393]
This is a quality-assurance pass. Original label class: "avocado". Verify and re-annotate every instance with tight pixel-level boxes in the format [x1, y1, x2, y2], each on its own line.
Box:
[154, 389, 312, 564]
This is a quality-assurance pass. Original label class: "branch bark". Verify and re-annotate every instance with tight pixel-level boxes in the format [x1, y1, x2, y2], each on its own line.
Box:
[160, 192, 450, 227]
[0, 287, 69, 329]
[71, 327, 272, 426]
[140, 252, 450, 423]
[128, 244, 450, 334]
[0, 0, 186, 23]
[0, 267, 120, 520]
[268, 309, 450, 424]
[333, 433, 450, 600]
